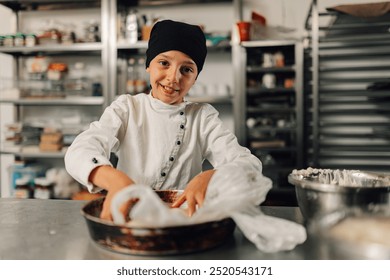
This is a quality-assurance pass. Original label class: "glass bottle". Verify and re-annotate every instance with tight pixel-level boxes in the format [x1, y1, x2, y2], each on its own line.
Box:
[135, 57, 147, 93]
[126, 58, 137, 95]
[125, 9, 139, 44]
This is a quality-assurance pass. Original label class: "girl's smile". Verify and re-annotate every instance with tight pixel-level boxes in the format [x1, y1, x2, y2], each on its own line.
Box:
[160, 84, 180, 94]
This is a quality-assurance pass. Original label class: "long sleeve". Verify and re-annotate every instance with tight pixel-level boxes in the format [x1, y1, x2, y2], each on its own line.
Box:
[64, 95, 130, 192]
[199, 103, 262, 174]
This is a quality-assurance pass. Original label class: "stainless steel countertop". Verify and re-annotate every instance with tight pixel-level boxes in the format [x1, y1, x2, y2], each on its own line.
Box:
[0, 198, 318, 260]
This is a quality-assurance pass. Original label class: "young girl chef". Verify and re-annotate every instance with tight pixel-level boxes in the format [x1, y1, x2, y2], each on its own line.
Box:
[65, 19, 262, 220]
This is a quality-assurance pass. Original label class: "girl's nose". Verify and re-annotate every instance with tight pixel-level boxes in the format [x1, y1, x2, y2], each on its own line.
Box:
[167, 66, 181, 83]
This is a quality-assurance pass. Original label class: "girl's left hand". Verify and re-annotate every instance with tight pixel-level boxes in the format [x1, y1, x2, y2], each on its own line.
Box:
[171, 169, 215, 216]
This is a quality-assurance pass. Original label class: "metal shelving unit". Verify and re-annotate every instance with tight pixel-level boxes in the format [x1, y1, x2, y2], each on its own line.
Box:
[0, 3, 109, 110]
[304, 0, 390, 172]
[0, 0, 110, 196]
[234, 39, 304, 190]
[1, 149, 66, 158]
[0, 96, 104, 105]
[0, 42, 103, 54]
[116, 41, 148, 50]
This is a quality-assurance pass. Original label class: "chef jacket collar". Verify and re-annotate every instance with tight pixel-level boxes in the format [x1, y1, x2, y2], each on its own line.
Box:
[148, 91, 187, 113]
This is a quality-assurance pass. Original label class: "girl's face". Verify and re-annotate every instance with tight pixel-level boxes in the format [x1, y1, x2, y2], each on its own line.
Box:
[146, 50, 198, 105]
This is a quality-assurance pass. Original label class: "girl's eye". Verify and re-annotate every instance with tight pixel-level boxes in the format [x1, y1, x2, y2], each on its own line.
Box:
[181, 66, 194, 74]
[158, 60, 169, 67]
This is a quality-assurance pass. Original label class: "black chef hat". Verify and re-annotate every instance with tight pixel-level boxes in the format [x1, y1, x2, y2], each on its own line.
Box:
[146, 20, 207, 75]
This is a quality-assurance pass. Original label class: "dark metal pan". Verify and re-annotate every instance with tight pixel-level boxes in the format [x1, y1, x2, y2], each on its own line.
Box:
[81, 190, 235, 255]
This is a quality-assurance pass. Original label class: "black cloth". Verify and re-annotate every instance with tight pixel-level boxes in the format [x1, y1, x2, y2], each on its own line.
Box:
[145, 20, 207, 74]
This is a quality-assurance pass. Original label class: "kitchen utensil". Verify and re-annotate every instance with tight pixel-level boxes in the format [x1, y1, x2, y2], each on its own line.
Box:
[288, 168, 390, 222]
[81, 190, 235, 255]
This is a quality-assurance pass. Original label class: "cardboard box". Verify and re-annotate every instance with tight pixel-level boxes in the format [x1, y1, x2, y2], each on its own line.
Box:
[40, 132, 62, 143]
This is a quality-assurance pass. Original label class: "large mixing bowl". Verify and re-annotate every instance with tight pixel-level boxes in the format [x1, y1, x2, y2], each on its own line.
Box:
[288, 168, 390, 222]
[81, 190, 235, 255]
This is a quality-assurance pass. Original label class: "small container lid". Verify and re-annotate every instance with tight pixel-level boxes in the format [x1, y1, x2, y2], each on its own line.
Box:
[34, 177, 52, 186]
[15, 176, 30, 186]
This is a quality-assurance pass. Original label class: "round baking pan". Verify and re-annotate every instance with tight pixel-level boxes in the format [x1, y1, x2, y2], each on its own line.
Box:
[81, 190, 235, 255]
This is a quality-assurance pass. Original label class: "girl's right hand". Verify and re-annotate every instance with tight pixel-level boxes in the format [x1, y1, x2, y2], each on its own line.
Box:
[100, 185, 134, 221]
[88, 165, 135, 221]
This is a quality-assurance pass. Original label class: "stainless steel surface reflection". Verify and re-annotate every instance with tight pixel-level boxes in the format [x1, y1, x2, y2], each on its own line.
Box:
[308, 207, 390, 260]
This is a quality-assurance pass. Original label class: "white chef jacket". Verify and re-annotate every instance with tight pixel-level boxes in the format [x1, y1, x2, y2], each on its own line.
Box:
[64, 93, 262, 193]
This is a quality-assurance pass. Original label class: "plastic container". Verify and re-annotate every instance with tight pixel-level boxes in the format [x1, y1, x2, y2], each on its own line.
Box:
[14, 176, 31, 198]
[3, 35, 14, 47]
[25, 34, 37, 47]
[8, 163, 47, 196]
[14, 33, 25, 47]
[34, 177, 54, 199]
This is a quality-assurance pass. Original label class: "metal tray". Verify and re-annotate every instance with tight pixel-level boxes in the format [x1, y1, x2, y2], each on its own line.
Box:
[81, 191, 235, 256]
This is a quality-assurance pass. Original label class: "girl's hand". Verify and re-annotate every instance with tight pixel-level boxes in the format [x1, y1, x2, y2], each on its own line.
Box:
[100, 184, 134, 221]
[89, 165, 135, 220]
[171, 169, 215, 216]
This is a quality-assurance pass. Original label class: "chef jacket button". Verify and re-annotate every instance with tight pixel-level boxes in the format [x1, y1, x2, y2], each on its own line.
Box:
[92, 158, 98, 164]
[176, 140, 181, 145]
[180, 111, 184, 115]
[180, 124, 185, 129]
[169, 157, 174, 161]
[161, 172, 166, 177]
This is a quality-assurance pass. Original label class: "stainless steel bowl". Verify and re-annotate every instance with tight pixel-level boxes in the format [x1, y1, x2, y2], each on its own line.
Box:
[288, 168, 390, 222]
[81, 190, 235, 255]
